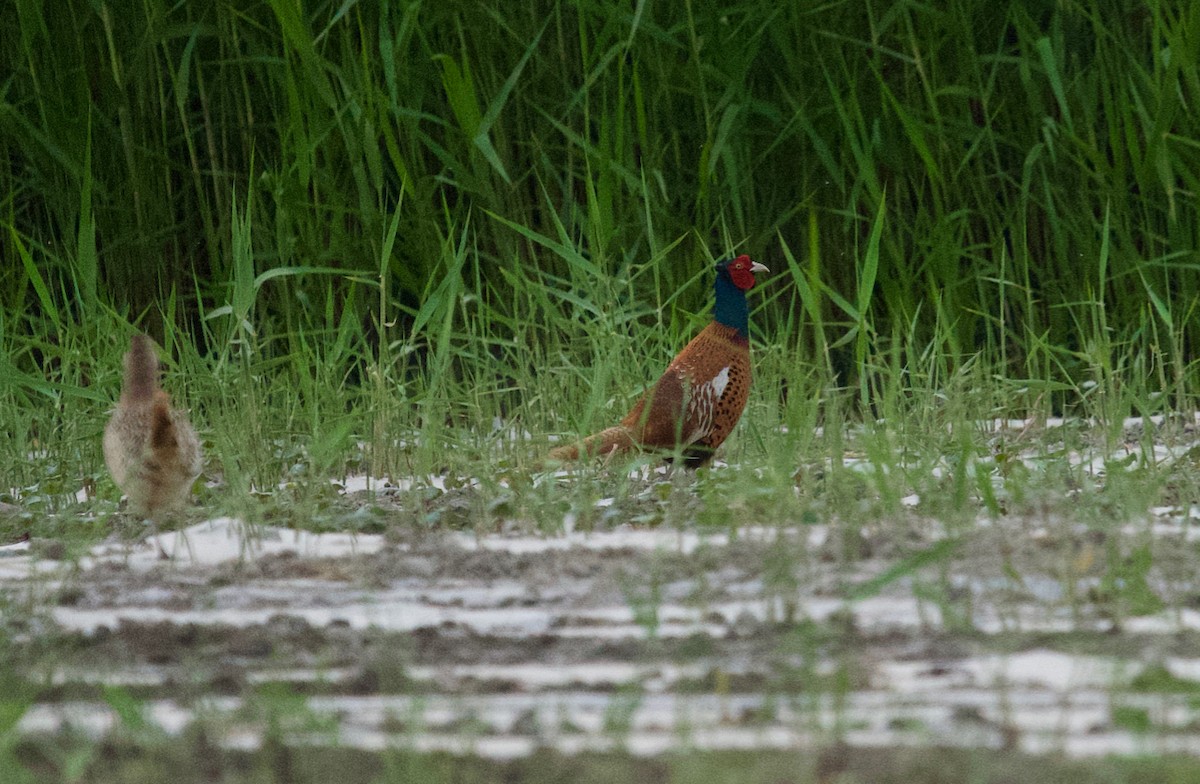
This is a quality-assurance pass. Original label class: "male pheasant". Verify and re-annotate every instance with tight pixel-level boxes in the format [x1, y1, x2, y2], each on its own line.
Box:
[103, 334, 203, 527]
[550, 255, 768, 467]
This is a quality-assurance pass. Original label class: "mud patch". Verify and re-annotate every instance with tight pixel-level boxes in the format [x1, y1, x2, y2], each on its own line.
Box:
[5, 487, 1200, 762]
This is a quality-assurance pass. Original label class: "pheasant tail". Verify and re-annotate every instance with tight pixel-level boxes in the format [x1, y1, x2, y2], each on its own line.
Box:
[122, 334, 160, 403]
[548, 426, 638, 461]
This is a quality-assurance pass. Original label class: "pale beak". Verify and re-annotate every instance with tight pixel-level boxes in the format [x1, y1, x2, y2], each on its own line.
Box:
[750, 261, 769, 274]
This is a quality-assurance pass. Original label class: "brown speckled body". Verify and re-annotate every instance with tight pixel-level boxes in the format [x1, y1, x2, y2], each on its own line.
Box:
[550, 256, 766, 467]
[103, 335, 202, 520]
[618, 323, 751, 466]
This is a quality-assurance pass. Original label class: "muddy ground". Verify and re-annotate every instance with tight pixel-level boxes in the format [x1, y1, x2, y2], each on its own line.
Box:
[6, 437, 1200, 779]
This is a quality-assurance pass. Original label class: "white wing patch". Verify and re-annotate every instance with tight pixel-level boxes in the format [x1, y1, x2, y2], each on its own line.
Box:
[683, 366, 732, 445]
[709, 366, 731, 398]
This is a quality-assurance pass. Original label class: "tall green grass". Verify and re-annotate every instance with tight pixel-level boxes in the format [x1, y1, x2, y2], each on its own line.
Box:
[0, 0, 1198, 518]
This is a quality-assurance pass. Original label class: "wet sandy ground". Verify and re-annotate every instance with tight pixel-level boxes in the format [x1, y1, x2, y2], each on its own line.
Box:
[7, 467, 1200, 762]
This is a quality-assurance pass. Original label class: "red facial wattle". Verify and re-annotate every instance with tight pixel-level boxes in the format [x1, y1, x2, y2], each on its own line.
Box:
[728, 255, 757, 290]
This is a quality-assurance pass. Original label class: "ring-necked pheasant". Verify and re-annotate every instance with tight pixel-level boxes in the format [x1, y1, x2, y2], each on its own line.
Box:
[103, 334, 203, 532]
[550, 255, 768, 467]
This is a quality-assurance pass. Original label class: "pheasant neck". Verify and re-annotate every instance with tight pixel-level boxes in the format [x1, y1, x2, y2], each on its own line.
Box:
[712, 274, 750, 338]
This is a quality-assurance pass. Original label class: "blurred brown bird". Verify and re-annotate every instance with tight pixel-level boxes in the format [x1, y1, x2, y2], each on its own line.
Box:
[103, 334, 203, 528]
[550, 255, 768, 467]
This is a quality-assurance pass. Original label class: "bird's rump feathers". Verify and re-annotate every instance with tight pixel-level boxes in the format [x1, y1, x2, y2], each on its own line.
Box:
[103, 335, 203, 519]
